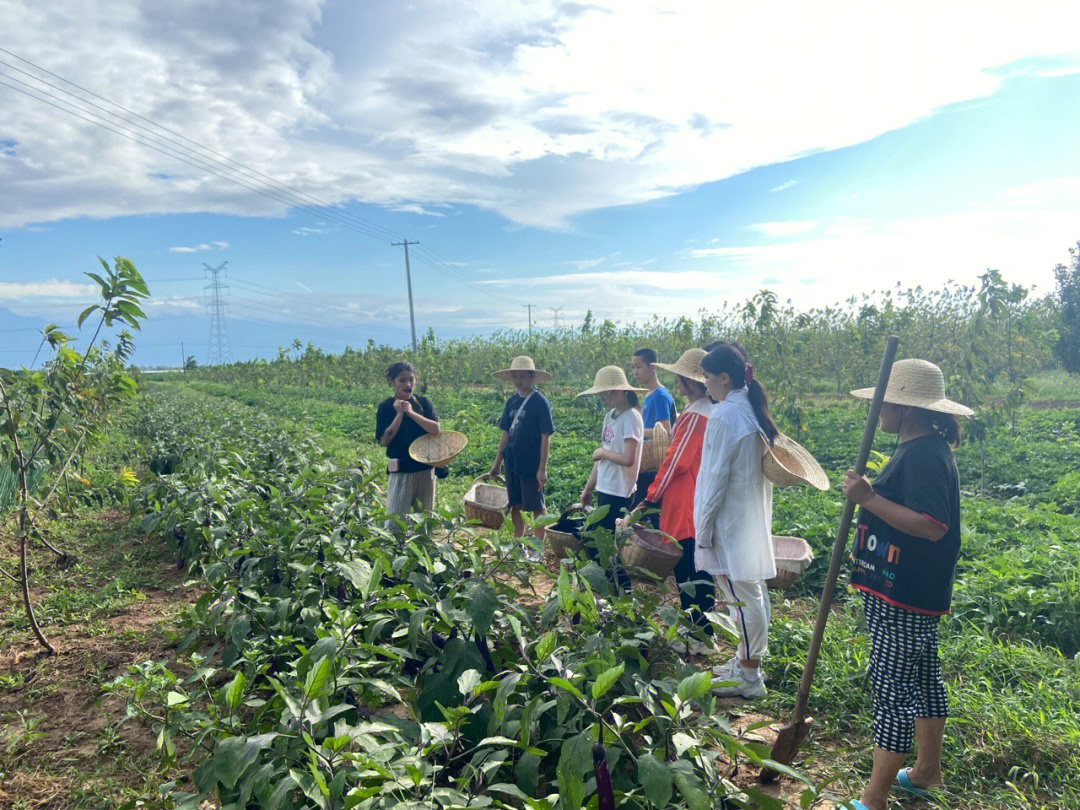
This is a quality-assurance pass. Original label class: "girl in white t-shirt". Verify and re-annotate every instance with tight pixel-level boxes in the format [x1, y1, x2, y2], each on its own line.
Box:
[578, 366, 645, 589]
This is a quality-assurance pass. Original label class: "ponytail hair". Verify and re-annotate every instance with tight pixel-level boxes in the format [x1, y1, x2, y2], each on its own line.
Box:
[911, 407, 963, 448]
[700, 344, 780, 444]
[625, 390, 640, 409]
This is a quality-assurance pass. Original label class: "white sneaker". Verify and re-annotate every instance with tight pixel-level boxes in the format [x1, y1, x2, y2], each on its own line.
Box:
[711, 657, 740, 680]
[519, 544, 543, 563]
[684, 637, 716, 657]
[712, 665, 767, 699]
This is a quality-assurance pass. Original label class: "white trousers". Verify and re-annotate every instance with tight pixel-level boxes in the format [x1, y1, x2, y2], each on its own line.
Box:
[715, 575, 772, 661]
[386, 469, 436, 517]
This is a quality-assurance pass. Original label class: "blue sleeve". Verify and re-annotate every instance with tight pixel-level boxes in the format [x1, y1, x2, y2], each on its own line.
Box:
[666, 388, 677, 421]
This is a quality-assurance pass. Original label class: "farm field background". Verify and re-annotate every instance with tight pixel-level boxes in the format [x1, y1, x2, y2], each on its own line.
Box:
[3, 362, 1078, 810]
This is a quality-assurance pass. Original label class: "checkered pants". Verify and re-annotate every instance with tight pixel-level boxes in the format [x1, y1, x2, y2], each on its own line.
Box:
[862, 593, 948, 754]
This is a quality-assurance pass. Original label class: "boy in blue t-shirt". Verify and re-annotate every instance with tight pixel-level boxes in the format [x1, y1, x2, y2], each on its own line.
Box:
[631, 348, 677, 527]
[487, 357, 555, 547]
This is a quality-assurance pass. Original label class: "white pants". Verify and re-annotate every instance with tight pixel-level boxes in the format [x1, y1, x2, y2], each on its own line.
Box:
[715, 575, 772, 661]
[386, 469, 436, 517]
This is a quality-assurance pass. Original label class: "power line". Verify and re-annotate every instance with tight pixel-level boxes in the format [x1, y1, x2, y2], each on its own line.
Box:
[0, 49, 523, 313]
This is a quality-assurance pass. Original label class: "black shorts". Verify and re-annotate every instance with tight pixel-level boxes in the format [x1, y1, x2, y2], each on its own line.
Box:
[506, 470, 545, 513]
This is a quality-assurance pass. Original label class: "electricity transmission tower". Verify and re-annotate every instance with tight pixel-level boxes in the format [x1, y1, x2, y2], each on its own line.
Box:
[204, 261, 231, 365]
[550, 306, 564, 330]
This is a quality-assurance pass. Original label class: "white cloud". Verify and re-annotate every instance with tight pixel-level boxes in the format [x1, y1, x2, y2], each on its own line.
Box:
[293, 226, 328, 235]
[567, 257, 606, 270]
[0, 279, 98, 299]
[2, 1, 1079, 229]
[770, 180, 798, 192]
[687, 204, 1080, 306]
[169, 242, 227, 253]
[747, 221, 819, 238]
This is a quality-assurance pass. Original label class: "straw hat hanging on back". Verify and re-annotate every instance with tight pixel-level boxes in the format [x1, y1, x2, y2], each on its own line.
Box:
[409, 430, 469, 466]
[653, 348, 707, 384]
[850, 358, 973, 416]
[493, 356, 552, 384]
[762, 435, 830, 490]
[577, 366, 647, 396]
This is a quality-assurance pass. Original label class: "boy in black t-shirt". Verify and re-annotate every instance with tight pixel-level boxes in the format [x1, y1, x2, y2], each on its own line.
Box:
[376, 361, 440, 518]
[487, 357, 554, 551]
[841, 359, 973, 810]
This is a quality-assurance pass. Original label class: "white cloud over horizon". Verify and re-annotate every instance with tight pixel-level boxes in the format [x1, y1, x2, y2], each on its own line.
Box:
[2, 1, 1079, 230]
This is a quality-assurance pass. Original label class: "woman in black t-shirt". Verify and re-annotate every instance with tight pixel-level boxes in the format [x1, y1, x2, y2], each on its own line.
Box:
[841, 359, 973, 810]
[375, 361, 440, 518]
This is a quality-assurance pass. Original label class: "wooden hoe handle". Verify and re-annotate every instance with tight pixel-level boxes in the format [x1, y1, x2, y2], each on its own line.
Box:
[790, 335, 899, 722]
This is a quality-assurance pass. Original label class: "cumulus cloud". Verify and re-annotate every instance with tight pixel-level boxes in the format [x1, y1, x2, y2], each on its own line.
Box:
[0, 279, 98, 299]
[2, 1, 1079, 229]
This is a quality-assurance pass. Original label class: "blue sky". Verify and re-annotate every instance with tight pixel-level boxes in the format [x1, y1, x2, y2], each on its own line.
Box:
[2, 1, 1079, 365]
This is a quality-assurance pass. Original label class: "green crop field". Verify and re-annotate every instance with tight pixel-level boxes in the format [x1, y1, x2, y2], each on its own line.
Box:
[3, 261, 1080, 809]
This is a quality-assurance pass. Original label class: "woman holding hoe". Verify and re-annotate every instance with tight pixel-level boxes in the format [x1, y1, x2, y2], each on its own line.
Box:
[376, 361, 441, 518]
[694, 342, 780, 698]
[579, 366, 645, 590]
[843, 359, 971, 810]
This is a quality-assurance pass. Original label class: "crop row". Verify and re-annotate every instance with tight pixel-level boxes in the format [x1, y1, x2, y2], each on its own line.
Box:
[112, 387, 825, 810]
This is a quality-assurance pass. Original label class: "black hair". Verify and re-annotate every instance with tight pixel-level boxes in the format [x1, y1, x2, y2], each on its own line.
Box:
[700, 344, 780, 444]
[676, 374, 708, 398]
[701, 339, 727, 352]
[386, 360, 415, 382]
[634, 348, 658, 365]
[910, 407, 963, 448]
[625, 390, 640, 409]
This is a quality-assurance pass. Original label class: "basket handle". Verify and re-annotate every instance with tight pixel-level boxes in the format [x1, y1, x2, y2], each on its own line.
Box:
[475, 473, 505, 486]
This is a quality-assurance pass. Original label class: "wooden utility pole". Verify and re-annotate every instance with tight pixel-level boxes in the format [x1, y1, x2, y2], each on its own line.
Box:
[392, 240, 419, 352]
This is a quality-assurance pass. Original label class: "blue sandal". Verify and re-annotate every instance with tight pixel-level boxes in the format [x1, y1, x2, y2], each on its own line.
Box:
[894, 768, 934, 799]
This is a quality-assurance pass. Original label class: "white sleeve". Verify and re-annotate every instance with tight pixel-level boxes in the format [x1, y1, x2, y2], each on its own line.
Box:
[629, 409, 645, 442]
[694, 417, 733, 547]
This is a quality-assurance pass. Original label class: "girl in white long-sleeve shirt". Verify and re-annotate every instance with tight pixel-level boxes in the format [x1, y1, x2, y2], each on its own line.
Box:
[694, 342, 780, 698]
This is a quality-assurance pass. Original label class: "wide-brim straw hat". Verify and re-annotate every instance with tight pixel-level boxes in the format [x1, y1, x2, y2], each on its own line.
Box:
[493, 355, 552, 384]
[409, 430, 469, 466]
[850, 358, 974, 417]
[653, 348, 707, 384]
[762, 434, 831, 491]
[577, 365, 647, 396]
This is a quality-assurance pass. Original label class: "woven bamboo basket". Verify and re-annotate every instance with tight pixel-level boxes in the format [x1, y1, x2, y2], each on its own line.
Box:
[640, 424, 671, 473]
[546, 505, 588, 559]
[619, 524, 682, 580]
[463, 476, 508, 529]
[766, 535, 814, 590]
[547, 528, 584, 559]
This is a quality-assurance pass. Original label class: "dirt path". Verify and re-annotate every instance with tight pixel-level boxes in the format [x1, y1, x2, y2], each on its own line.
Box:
[0, 511, 200, 810]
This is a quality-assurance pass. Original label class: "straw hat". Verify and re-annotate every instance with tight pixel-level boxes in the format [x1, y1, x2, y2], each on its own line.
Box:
[762, 434, 831, 491]
[850, 359, 974, 417]
[493, 355, 552, 384]
[653, 348, 707, 384]
[409, 430, 469, 466]
[577, 365, 647, 396]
